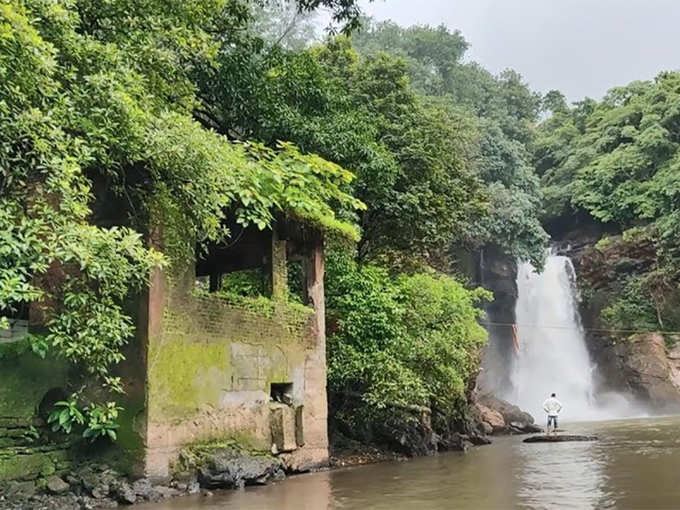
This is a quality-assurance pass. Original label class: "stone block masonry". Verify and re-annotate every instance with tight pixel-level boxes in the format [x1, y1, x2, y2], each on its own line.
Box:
[141, 230, 329, 480]
[0, 224, 330, 486]
[0, 349, 76, 484]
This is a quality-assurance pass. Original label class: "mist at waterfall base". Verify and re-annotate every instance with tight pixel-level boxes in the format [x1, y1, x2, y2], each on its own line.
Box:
[488, 254, 640, 422]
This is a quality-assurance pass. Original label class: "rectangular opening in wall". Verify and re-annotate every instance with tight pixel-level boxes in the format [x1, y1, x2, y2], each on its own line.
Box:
[286, 260, 306, 304]
[270, 382, 294, 405]
[222, 269, 266, 297]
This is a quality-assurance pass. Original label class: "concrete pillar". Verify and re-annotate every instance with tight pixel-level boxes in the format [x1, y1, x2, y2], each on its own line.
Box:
[142, 226, 168, 480]
[306, 242, 325, 351]
[289, 239, 328, 469]
[271, 231, 288, 301]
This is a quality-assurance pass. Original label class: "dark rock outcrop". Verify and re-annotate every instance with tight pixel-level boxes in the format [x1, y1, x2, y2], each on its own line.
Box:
[523, 435, 598, 443]
[195, 449, 285, 490]
[474, 394, 540, 435]
[477, 246, 518, 394]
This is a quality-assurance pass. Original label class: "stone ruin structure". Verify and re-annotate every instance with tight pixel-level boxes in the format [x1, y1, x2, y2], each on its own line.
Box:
[0, 219, 329, 483]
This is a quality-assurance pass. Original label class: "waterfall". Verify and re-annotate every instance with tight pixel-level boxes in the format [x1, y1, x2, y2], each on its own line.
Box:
[505, 253, 597, 421]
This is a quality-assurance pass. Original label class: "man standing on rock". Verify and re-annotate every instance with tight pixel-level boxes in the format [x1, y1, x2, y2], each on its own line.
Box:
[543, 393, 562, 435]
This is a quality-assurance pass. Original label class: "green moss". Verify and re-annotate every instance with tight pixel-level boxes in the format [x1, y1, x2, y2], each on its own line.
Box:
[194, 289, 314, 324]
[0, 352, 69, 421]
[148, 340, 230, 419]
[0, 449, 71, 481]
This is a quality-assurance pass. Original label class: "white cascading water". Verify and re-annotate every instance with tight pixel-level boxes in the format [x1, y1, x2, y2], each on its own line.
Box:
[505, 253, 597, 421]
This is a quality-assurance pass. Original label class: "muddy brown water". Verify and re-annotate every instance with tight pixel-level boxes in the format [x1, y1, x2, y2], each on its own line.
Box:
[139, 416, 680, 509]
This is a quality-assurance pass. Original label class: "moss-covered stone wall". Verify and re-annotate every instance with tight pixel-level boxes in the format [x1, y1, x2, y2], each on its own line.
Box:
[0, 344, 74, 485]
[143, 260, 318, 479]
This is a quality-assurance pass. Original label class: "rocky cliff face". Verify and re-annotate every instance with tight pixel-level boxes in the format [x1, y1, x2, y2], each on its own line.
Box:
[556, 225, 680, 412]
[476, 245, 517, 395]
[593, 333, 680, 411]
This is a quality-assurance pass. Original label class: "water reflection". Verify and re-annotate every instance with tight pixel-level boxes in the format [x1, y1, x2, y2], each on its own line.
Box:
[139, 417, 680, 510]
[515, 438, 606, 509]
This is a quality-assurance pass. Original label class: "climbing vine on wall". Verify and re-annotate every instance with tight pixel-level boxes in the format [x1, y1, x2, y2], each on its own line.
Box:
[0, 0, 363, 440]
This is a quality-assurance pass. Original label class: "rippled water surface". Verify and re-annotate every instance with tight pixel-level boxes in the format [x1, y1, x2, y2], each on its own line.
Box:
[140, 417, 680, 509]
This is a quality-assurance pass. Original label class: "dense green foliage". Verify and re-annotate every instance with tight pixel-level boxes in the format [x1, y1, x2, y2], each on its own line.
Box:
[197, 34, 487, 268]
[0, 0, 363, 435]
[2, 0, 551, 446]
[535, 73, 680, 332]
[352, 20, 549, 267]
[326, 250, 490, 418]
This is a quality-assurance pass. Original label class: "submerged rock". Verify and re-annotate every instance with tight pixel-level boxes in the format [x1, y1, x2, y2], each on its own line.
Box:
[196, 448, 285, 489]
[523, 435, 598, 443]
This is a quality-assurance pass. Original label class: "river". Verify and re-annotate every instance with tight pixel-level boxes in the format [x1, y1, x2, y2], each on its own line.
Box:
[139, 416, 680, 510]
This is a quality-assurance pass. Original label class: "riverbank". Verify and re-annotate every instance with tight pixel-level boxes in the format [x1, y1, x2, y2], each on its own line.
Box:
[2, 395, 541, 509]
[120, 417, 680, 510]
[0, 436, 479, 510]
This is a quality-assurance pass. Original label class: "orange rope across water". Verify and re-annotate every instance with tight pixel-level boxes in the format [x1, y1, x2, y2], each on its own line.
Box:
[480, 321, 680, 336]
[511, 324, 520, 356]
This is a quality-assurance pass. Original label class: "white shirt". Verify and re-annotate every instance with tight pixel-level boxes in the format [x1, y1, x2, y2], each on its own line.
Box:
[543, 397, 563, 416]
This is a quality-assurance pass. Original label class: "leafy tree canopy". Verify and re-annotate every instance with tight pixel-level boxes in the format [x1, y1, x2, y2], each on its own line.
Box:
[351, 19, 548, 267]
[326, 249, 490, 419]
[197, 33, 487, 268]
[0, 0, 363, 425]
[535, 72, 680, 333]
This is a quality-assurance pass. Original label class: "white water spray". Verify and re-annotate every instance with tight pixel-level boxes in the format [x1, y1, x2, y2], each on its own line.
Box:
[506, 254, 598, 421]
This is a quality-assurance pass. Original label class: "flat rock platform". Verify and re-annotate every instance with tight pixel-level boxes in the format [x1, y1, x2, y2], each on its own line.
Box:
[523, 435, 598, 443]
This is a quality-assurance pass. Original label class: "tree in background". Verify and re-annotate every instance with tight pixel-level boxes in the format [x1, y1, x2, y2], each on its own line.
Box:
[197, 34, 487, 270]
[0, 0, 364, 439]
[534, 72, 680, 332]
[351, 19, 548, 268]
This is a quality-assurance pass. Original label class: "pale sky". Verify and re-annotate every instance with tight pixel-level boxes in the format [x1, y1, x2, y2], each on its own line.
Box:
[358, 0, 680, 102]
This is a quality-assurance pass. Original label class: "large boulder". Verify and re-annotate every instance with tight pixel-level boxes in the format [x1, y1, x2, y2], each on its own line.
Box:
[46, 475, 70, 495]
[196, 449, 284, 489]
[474, 404, 505, 433]
[476, 394, 537, 434]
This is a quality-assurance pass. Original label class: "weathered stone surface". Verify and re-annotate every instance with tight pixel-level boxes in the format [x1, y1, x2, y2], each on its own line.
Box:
[154, 485, 180, 499]
[111, 480, 136, 504]
[615, 334, 680, 408]
[480, 421, 493, 435]
[131, 478, 154, 500]
[270, 403, 298, 453]
[143, 239, 328, 479]
[510, 422, 542, 434]
[6, 480, 36, 499]
[523, 435, 598, 443]
[474, 394, 537, 435]
[46, 475, 70, 494]
[479, 395, 535, 426]
[475, 404, 505, 432]
[196, 448, 284, 489]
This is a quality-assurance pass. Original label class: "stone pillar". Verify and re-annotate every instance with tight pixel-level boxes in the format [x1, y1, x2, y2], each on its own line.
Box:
[271, 231, 288, 301]
[287, 239, 329, 470]
[142, 227, 170, 480]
